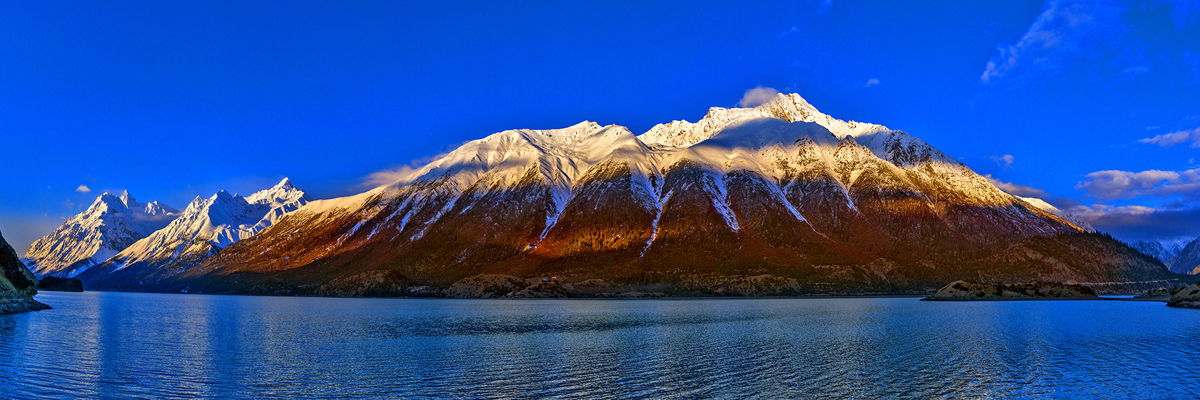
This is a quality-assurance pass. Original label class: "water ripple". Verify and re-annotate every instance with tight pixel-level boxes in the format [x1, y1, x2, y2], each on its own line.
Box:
[4, 293, 1200, 399]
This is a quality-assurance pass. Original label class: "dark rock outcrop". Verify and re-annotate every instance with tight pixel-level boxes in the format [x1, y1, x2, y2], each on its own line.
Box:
[923, 280, 1098, 301]
[0, 230, 50, 314]
[1135, 286, 1182, 301]
[37, 276, 83, 292]
[1168, 283, 1200, 309]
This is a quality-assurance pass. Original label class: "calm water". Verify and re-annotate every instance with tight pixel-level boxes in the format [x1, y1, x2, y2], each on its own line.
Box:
[3, 292, 1200, 399]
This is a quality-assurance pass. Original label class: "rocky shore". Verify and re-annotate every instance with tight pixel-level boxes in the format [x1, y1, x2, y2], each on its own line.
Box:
[0, 229, 50, 315]
[923, 280, 1098, 301]
[1168, 283, 1200, 309]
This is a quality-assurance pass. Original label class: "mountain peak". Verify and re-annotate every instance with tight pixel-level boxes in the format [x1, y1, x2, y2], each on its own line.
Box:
[244, 178, 308, 206]
[118, 190, 137, 208]
[24, 189, 180, 278]
[638, 92, 880, 150]
[91, 192, 131, 214]
[274, 177, 294, 190]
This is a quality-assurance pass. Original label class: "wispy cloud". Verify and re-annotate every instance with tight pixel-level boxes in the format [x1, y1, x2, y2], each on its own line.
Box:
[985, 174, 1046, 197]
[989, 154, 1015, 169]
[75, 185, 91, 193]
[361, 166, 421, 189]
[737, 86, 779, 108]
[1139, 127, 1200, 148]
[1076, 167, 1200, 200]
[808, 0, 832, 14]
[1119, 65, 1151, 78]
[981, 0, 1125, 84]
[779, 26, 800, 39]
[863, 78, 880, 88]
[358, 152, 449, 189]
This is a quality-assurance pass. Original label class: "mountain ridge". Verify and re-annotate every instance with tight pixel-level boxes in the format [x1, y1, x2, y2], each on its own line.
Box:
[76, 93, 1174, 295]
[78, 179, 310, 287]
[23, 191, 179, 278]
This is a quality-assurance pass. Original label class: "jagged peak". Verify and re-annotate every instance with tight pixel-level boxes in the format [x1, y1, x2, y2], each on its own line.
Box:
[142, 200, 177, 216]
[274, 177, 295, 190]
[639, 92, 891, 150]
[118, 190, 136, 207]
[89, 192, 130, 214]
[246, 178, 309, 206]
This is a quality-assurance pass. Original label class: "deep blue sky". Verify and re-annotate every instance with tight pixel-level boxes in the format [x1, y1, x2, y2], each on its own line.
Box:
[2, 0, 1198, 251]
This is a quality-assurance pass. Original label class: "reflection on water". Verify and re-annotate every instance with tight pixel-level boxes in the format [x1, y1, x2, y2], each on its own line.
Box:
[3, 292, 1200, 399]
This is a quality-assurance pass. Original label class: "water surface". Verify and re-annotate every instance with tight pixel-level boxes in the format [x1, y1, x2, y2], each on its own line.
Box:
[3, 292, 1199, 399]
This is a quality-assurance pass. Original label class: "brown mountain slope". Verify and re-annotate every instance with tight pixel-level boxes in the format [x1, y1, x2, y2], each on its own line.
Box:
[77, 94, 1176, 296]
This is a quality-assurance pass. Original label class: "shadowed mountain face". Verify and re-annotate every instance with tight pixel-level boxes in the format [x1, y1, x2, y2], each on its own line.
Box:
[1168, 238, 1200, 275]
[0, 230, 50, 314]
[79, 94, 1174, 296]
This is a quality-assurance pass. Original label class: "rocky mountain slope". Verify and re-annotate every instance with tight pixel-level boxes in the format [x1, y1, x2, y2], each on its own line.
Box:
[24, 191, 178, 278]
[0, 229, 49, 314]
[80, 179, 310, 289]
[80, 93, 1173, 296]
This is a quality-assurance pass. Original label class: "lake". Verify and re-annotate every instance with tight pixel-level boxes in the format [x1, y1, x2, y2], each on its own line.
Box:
[2, 292, 1199, 399]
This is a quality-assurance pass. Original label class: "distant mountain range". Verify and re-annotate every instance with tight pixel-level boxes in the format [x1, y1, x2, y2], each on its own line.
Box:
[25, 179, 309, 283]
[1127, 239, 1200, 275]
[1131, 241, 1182, 265]
[23, 94, 1178, 296]
[23, 191, 178, 278]
[1165, 239, 1200, 275]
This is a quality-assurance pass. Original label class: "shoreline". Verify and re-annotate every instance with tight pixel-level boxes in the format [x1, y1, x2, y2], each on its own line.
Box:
[39, 290, 1176, 302]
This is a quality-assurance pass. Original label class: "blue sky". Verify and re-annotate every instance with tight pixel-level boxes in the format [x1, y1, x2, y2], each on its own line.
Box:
[1, 0, 1198, 252]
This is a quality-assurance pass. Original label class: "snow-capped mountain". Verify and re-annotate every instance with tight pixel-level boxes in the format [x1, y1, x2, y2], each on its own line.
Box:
[78, 179, 309, 286]
[23, 191, 178, 278]
[1130, 240, 1181, 265]
[85, 93, 1170, 295]
[1167, 237, 1200, 275]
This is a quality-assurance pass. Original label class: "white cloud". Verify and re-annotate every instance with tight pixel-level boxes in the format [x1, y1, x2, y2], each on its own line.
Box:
[1076, 167, 1200, 200]
[981, 0, 1125, 84]
[863, 78, 880, 88]
[985, 174, 1046, 197]
[989, 154, 1015, 169]
[1064, 204, 1200, 242]
[737, 86, 779, 108]
[1065, 204, 1157, 219]
[75, 185, 91, 193]
[1139, 127, 1200, 148]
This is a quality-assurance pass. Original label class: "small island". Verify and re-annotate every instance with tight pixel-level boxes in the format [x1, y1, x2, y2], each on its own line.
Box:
[38, 276, 84, 292]
[923, 280, 1098, 301]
